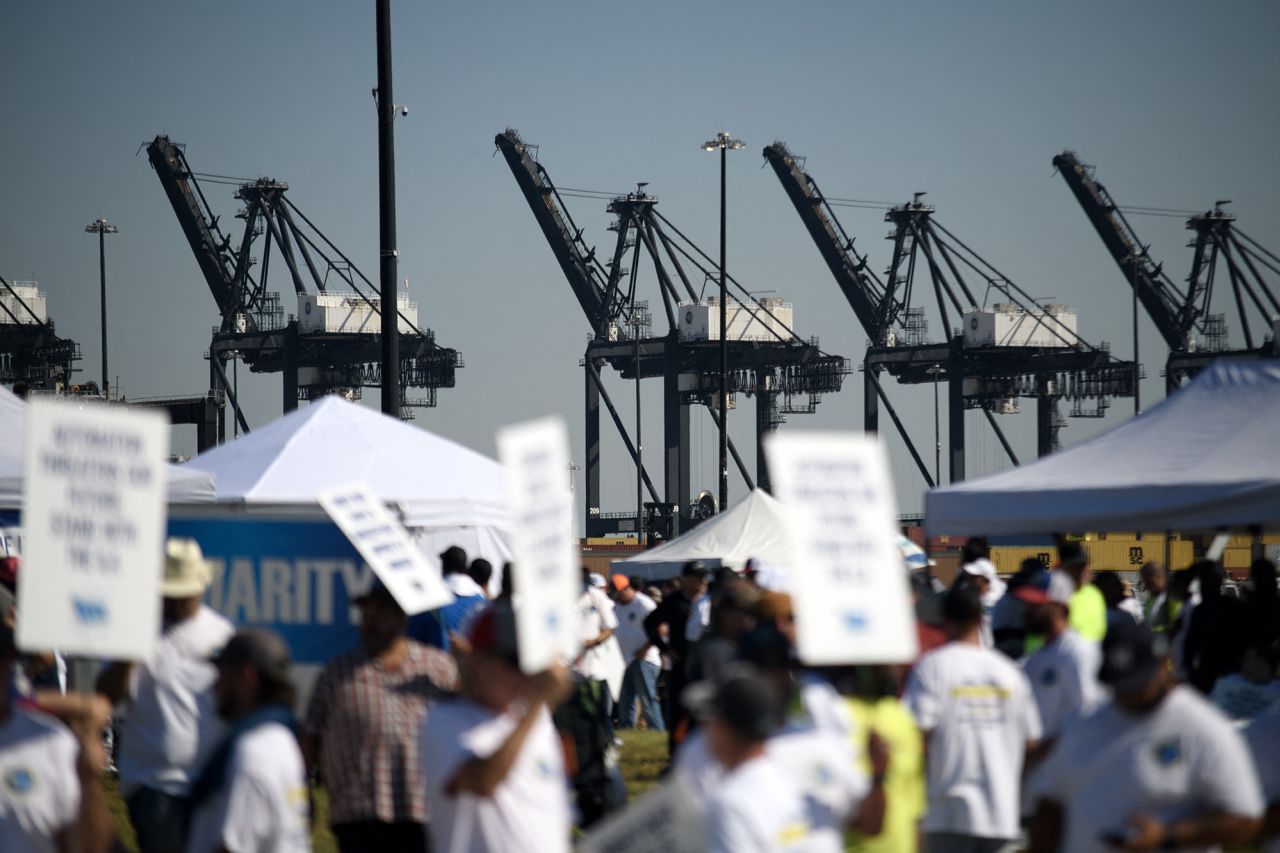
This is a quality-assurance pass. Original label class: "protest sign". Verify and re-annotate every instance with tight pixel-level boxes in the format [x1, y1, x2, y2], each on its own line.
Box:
[765, 431, 918, 665]
[497, 416, 579, 674]
[318, 484, 453, 615]
[578, 777, 703, 853]
[18, 400, 168, 659]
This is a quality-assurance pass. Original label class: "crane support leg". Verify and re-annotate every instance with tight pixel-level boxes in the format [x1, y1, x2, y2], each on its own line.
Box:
[664, 359, 690, 534]
[282, 321, 299, 413]
[585, 359, 601, 530]
[755, 371, 774, 493]
[865, 366, 935, 489]
[864, 364, 879, 433]
[209, 351, 227, 445]
[585, 359, 661, 503]
[949, 370, 965, 483]
[981, 408, 1020, 467]
[1035, 377, 1060, 457]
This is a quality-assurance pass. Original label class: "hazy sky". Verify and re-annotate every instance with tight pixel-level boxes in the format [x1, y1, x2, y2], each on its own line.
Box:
[3, 1, 1277, 518]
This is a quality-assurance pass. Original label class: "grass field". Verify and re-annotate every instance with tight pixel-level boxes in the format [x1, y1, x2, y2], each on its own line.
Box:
[104, 729, 669, 853]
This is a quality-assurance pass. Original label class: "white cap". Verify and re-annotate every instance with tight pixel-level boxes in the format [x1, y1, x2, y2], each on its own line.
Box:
[588, 573, 607, 589]
[961, 558, 998, 583]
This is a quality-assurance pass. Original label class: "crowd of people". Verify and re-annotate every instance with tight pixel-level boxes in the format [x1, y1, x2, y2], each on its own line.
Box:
[0, 533, 1277, 852]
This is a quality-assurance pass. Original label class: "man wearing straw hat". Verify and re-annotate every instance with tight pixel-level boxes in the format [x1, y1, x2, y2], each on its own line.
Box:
[97, 538, 235, 853]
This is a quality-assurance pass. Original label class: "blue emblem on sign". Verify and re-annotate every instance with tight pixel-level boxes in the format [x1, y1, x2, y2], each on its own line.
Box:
[73, 598, 109, 625]
[843, 611, 870, 632]
[1154, 738, 1182, 766]
[4, 767, 33, 795]
[1041, 668, 1058, 686]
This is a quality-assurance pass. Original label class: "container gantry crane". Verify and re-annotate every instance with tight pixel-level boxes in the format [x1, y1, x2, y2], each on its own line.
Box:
[0, 276, 81, 392]
[1053, 151, 1280, 390]
[496, 129, 849, 536]
[764, 142, 1136, 485]
[147, 135, 460, 436]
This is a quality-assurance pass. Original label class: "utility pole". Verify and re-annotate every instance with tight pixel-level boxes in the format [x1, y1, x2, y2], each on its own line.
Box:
[376, 0, 400, 417]
[703, 131, 744, 514]
[85, 218, 118, 398]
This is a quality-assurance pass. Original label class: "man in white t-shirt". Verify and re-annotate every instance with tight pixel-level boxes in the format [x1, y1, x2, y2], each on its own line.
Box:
[0, 623, 114, 853]
[1016, 568, 1103, 743]
[97, 538, 235, 853]
[1028, 620, 1264, 853]
[187, 629, 310, 853]
[574, 572, 618, 684]
[419, 602, 574, 853]
[609, 575, 664, 730]
[904, 583, 1042, 852]
[694, 664, 827, 852]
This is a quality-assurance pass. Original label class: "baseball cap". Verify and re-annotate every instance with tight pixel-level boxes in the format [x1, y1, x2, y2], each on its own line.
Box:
[465, 602, 520, 666]
[961, 558, 998, 583]
[610, 574, 630, 592]
[588, 573, 607, 590]
[213, 628, 292, 684]
[1013, 569, 1075, 605]
[162, 538, 215, 598]
[683, 663, 784, 741]
[681, 560, 710, 579]
[1098, 620, 1169, 694]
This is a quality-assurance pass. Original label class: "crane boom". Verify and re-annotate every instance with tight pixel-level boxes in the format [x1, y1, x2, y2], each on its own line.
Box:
[1052, 151, 1191, 349]
[494, 129, 611, 334]
[146, 135, 243, 324]
[762, 143, 893, 342]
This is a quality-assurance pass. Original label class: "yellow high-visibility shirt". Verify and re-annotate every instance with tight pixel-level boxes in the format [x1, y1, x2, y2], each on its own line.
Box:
[1069, 583, 1108, 643]
[844, 696, 925, 853]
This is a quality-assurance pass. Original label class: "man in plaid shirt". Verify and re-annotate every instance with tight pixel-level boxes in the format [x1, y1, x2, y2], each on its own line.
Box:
[302, 582, 459, 853]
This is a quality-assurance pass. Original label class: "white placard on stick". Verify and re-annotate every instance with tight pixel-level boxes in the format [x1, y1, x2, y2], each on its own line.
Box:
[765, 431, 919, 665]
[318, 484, 454, 615]
[497, 416, 580, 674]
[18, 400, 169, 660]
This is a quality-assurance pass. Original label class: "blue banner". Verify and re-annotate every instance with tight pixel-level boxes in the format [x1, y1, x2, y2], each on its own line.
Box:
[167, 516, 374, 664]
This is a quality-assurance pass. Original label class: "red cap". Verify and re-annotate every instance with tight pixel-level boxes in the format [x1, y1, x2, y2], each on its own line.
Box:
[610, 574, 630, 592]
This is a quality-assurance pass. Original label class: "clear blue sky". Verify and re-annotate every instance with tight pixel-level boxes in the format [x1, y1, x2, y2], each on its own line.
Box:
[3, 1, 1277, 516]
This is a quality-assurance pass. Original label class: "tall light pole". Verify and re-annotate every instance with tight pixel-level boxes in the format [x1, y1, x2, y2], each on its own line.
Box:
[375, 0, 400, 417]
[85, 219, 118, 398]
[1130, 254, 1141, 415]
[702, 131, 744, 513]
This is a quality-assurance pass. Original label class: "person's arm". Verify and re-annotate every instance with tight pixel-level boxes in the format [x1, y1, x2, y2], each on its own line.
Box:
[643, 601, 670, 654]
[1111, 811, 1263, 851]
[94, 661, 133, 705]
[41, 692, 114, 853]
[849, 730, 889, 836]
[446, 665, 573, 798]
[1028, 798, 1064, 853]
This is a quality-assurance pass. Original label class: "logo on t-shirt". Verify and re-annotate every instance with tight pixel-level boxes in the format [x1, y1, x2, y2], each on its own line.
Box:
[3, 767, 34, 797]
[1040, 668, 1058, 686]
[628, 613, 637, 622]
[1153, 737, 1182, 766]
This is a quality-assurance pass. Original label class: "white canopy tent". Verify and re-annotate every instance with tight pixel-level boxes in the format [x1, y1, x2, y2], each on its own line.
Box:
[0, 385, 216, 507]
[925, 361, 1280, 535]
[183, 396, 513, 571]
[610, 488, 792, 581]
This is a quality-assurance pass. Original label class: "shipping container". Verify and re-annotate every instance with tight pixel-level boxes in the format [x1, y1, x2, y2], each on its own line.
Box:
[677, 297, 794, 343]
[297, 292, 419, 335]
[961, 303, 1078, 349]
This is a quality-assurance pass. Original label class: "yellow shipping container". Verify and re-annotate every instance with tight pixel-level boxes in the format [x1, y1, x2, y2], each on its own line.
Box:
[988, 540, 1195, 576]
[1222, 547, 1254, 571]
